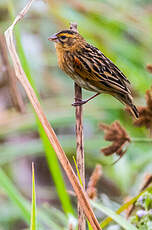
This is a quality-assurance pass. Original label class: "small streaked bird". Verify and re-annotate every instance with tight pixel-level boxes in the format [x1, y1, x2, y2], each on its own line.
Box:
[48, 29, 139, 118]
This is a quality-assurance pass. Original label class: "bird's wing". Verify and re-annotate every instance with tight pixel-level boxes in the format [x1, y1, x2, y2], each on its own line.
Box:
[73, 44, 131, 94]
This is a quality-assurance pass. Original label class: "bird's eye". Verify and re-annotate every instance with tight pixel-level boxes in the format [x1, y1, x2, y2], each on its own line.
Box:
[60, 35, 66, 40]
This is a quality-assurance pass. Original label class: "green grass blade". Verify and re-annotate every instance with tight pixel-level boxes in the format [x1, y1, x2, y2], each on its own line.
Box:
[91, 201, 138, 230]
[0, 168, 66, 229]
[88, 220, 93, 230]
[73, 156, 83, 186]
[30, 163, 37, 230]
[0, 168, 31, 223]
[7, 1, 74, 215]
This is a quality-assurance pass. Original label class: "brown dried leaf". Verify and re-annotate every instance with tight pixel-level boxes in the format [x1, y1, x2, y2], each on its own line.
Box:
[99, 121, 130, 158]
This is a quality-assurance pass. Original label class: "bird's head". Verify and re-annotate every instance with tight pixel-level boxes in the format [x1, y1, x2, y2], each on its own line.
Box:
[48, 30, 84, 50]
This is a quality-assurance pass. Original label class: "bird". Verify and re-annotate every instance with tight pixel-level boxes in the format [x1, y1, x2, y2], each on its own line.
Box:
[48, 29, 139, 118]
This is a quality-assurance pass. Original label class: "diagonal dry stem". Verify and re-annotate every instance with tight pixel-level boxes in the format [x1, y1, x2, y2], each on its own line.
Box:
[4, 1, 101, 229]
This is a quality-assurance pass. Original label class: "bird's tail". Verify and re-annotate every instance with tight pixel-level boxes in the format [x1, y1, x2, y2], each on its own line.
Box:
[113, 92, 139, 119]
[124, 94, 139, 119]
[129, 104, 139, 119]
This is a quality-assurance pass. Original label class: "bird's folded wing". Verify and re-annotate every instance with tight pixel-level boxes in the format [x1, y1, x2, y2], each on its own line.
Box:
[73, 55, 131, 94]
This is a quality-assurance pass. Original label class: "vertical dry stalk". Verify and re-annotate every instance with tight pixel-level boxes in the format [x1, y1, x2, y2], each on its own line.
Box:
[70, 23, 86, 230]
[75, 83, 86, 230]
[4, 1, 101, 229]
[0, 33, 24, 113]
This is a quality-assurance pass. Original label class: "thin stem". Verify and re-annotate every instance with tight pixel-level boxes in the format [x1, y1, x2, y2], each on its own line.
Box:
[75, 83, 86, 230]
[70, 22, 86, 230]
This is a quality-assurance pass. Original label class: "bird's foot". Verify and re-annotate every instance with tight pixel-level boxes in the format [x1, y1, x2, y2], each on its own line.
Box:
[72, 98, 87, 106]
[72, 93, 100, 106]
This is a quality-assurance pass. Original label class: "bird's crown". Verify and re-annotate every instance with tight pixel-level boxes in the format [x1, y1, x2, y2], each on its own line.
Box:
[48, 29, 85, 50]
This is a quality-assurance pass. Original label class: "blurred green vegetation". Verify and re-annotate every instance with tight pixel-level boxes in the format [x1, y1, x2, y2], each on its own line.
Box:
[0, 0, 152, 229]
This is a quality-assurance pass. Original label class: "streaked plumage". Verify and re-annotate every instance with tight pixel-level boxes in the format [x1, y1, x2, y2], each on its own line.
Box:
[48, 29, 139, 118]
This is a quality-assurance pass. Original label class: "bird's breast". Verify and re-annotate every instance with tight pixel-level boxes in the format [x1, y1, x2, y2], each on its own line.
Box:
[56, 48, 74, 74]
[55, 47, 103, 92]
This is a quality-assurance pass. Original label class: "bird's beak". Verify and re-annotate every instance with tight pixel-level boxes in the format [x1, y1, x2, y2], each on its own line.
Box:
[48, 34, 58, 42]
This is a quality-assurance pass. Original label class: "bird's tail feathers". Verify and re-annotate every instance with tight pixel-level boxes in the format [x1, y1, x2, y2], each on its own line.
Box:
[125, 94, 139, 119]
[114, 92, 139, 119]
[128, 104, 139, 119]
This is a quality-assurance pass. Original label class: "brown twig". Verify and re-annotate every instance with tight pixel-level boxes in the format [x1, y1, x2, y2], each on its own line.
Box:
[70, 22, 86, 230]
[4, 1, 101, 229]
[0, 32, 25, 113]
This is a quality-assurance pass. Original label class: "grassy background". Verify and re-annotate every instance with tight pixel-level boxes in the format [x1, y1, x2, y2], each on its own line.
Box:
[0, 0, 152, 229]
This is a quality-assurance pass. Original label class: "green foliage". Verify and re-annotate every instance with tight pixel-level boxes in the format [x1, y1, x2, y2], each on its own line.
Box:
[131, 191, 152, 229]
[0, 168, 31, 223]
[92, 200, 137, 230]
[0, 167, 70, 229]
[101, 186, 152, 228]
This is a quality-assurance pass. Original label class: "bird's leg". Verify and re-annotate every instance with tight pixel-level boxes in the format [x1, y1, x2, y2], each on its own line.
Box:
[72, 93, 100, 106]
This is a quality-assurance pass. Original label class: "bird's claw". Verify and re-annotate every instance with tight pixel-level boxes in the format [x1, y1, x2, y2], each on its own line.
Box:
[72, 100, 87, 106]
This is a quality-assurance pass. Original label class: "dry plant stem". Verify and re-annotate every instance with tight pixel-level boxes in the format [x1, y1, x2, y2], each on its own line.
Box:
[0, 33, 24, 113]
[70, 22, 86, 230]
[4, 1, 101, 229]
[75, 83, 86, 230]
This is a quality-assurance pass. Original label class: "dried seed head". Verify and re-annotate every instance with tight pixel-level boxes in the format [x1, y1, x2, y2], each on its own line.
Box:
[87, 164, 102, 199]
[99, 121, 130, 159]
